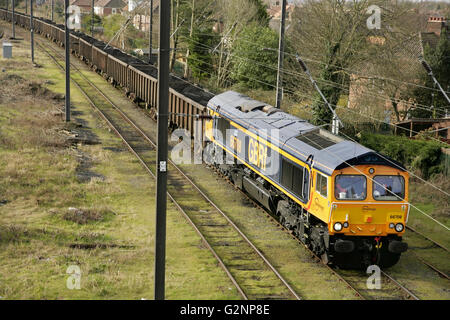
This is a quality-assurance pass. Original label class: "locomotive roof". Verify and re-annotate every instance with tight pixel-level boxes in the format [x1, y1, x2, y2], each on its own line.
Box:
[208, 91, 405, 175]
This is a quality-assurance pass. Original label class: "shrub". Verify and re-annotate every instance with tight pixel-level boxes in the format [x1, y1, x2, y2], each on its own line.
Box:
[230, 24, 279, 89]
[359, 133, 444, 179]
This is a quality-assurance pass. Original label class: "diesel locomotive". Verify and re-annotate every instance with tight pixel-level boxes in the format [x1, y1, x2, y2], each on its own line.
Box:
[204, 91, 409, 269]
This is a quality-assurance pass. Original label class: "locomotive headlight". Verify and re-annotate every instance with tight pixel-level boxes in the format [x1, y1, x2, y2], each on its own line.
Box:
[389, 223, 395, 229]
[395, 223, 404, 232]
[334, 222, 343, 232]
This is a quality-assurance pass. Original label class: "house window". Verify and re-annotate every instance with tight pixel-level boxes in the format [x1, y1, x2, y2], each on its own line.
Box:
[112, 8, 117, 14]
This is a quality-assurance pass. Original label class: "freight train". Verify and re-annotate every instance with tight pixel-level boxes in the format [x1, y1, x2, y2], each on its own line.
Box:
[0, 9, 409, 269]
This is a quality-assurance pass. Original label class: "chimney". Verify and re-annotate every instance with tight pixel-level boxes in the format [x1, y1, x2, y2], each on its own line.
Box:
[426, 16, 446, 37]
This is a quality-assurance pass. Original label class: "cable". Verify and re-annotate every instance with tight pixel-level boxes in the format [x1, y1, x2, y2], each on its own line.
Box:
[180, 34, 449, 117]
[176, 53, 450, 199]
[203, 27, 450, 95]
[72, 26, 446, 145]
[298, 132, 450, 232]
[7, 7, 449, 231]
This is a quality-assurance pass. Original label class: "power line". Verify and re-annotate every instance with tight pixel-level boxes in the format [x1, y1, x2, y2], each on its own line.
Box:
[177, 37, 448, 146]
[229, 30, 450, 95]
[299, 132, 450, 232]
[123, 12, 450, 200]
[179, 35, 448, 117]
[217, 34, 450, 115]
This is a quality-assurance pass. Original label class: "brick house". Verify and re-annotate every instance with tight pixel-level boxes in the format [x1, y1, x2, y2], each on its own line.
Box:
[94, 0, 126, 16]
[69, 0, 93, 14]
[131, 0, 159, 32]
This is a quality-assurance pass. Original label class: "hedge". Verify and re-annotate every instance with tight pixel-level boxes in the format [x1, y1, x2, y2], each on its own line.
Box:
[359, 133, 444, 179]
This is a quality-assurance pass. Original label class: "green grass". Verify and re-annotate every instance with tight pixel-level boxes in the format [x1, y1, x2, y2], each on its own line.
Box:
[407, 175, 450, 249]
[0, 26, 241, 300]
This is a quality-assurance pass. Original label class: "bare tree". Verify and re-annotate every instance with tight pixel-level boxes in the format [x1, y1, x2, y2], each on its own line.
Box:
[213, 0, 265, 87]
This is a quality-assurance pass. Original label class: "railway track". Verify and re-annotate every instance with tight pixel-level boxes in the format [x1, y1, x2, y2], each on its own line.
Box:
[35, 38, 303, 300]
[3, 8, 448, 301]
[9, 23, 429, 300]
[211, 168, 423, 300]
[15, 22, 440, 300]
[42, 37, 420, 300]
[404, 225, 449, 280]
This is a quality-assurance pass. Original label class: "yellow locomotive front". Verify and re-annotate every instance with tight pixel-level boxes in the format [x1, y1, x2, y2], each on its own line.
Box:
[327, 164, 409, 268]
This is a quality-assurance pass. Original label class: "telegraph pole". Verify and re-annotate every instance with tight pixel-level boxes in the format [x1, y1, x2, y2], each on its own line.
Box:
[154, 0, 170, 301]
[91, 0, 94, 37]
[11, 0, 15, 39]
[275, 0, 286, 109]
[149, 0, 153, 63]
[64, 0, 70, 122]
[30, 0, 34, 63]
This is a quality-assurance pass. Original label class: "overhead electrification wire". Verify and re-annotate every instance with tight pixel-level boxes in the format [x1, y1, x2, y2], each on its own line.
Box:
[177, 51, 450, 201]
[179, 35, 448, 117]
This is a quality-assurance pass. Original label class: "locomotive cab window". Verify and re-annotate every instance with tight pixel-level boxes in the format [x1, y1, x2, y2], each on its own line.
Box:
[316, 172, 328, 198]
[373, 175, 405, 201]
[335, 175, 366, 200]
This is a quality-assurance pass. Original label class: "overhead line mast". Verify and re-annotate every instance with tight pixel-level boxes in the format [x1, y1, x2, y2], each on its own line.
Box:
[296, 54, 343, 134]
[64, 0, 70, 122]
[154, 0, 170, 301]
[275, 0, 287, 109]
[420, 59, 450, 105]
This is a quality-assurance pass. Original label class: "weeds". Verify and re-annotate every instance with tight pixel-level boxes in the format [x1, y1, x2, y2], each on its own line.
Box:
[62, 207, 112, 225]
